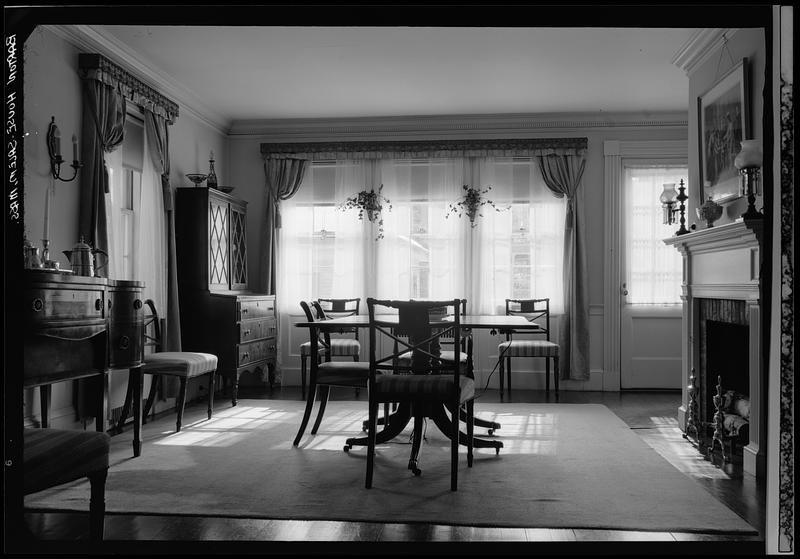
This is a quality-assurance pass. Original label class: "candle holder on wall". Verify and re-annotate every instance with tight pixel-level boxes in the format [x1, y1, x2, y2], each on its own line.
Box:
[47, 116, 83, 182]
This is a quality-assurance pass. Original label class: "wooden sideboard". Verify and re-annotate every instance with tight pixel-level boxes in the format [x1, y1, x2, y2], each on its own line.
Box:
[23, 270, 144, 437]
[176, 187, 276, 405]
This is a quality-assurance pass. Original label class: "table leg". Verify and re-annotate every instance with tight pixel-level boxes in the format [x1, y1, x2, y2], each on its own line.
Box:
[131, 367, 143, 457]
[345, 402, 413, 450]
[95, 373, 108, 433]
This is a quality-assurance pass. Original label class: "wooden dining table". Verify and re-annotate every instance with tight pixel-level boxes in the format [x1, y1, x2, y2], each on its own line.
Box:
[295, 313, 543, 454]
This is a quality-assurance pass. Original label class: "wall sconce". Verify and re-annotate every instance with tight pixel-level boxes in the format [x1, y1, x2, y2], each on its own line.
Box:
[660, 179, 689, 235]
[47, 116, 82, 182]
[734, 139, 763, 220]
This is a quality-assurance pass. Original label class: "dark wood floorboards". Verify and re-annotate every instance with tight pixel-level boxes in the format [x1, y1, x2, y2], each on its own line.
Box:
[17, 386, 766, 553]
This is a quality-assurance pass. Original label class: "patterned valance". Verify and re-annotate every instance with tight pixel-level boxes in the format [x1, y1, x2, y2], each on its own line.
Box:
[261, 137, 587, 161]
[78, 53, 180, 124]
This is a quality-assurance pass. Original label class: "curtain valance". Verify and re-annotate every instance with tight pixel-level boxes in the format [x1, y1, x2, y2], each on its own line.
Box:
[78, 53, 180, 124]
[261, 137, 587, 161]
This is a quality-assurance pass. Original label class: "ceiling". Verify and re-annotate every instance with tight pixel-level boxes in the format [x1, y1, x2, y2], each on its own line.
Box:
[95, 25, 700, 125]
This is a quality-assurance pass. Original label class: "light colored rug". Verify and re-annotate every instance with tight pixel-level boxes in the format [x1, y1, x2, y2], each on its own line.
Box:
[25, 399, 756, 533]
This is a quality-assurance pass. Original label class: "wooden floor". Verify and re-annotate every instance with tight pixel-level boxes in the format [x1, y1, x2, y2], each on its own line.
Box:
[18, 386, 766, 554]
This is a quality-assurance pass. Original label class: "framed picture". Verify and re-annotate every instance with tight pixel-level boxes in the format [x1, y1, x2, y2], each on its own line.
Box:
[698, 58, 749, 203]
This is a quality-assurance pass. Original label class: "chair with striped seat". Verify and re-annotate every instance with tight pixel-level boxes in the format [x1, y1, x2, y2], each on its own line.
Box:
[116, 299, 218, 435]
[23, 428, 111, 540]
[498, 298, 559, 399]
[298, 298, 361, 400]
[365, 298, 474, 491]
[294, 300, 372, 446]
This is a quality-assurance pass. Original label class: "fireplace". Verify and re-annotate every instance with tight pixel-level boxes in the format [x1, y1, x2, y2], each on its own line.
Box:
[664, 220, 764, 477]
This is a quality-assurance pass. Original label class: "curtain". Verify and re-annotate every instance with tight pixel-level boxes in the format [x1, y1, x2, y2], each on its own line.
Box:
[261, 157, 308, 295]
[474, 157, 567, 316]
[376, 158, 466, 301]
[78, 79, 126, 277]
[279, 160, 369, 315]
[144, 111, 181, 353]
[536, 153, 588, 380]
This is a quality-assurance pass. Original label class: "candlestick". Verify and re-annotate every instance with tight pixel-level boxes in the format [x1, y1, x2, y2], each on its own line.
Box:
[210, 150, 214, 161]
[72, 134, 78, 162]
[53, 126, 61, 159]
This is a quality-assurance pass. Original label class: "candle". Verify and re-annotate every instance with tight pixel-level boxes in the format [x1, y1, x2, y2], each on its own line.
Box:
[43, 183, 51, 240]
[72, 134, 78, 162]
[209, 150, 214, 161]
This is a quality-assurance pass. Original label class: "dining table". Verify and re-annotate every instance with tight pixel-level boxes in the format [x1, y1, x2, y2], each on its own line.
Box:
[295, 313, 544, 454]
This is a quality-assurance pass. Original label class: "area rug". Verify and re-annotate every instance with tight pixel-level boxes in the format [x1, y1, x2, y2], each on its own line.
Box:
[25, 400, 756, 534]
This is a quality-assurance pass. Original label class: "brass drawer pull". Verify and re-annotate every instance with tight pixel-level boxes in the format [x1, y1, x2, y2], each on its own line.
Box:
[243, 329, 251, 336]
[242, 352, 249, 360]
[241, 307, 249, 314]
[119, 335, 130, 349]
[95, 298, 103, 311]
[32, 298, 44, 312]
[134, 299, 143, 310]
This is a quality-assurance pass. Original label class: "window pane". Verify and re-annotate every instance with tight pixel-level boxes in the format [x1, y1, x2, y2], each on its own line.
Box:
[624, 166, 686, 305]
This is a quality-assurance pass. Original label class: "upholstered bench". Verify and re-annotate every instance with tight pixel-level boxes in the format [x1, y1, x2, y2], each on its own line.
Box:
[24, 428, 111, 540]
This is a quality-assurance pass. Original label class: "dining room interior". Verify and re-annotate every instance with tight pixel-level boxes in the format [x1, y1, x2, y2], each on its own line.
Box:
[5, 3, 794, 555]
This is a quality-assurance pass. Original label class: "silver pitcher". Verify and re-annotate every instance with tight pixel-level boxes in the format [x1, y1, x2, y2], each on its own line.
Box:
[63, 236, 107, 277]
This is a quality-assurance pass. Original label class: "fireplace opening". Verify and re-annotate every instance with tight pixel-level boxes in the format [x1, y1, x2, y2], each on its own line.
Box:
[696, 299, 751, 457]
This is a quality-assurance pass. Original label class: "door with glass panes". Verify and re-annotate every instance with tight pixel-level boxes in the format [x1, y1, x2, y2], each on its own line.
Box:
[620, 164, 685, 389]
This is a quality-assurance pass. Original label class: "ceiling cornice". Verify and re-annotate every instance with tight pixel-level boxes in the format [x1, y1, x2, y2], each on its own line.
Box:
[229, 111, 688, 142]
[671, 28, 740, 76]
[46, 24, 231, 135]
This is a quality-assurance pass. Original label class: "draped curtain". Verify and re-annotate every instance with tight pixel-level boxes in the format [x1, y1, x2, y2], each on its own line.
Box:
[78, 79, 126, 276]
[536, 153, 588, 380]
[261, 157, 308, 295]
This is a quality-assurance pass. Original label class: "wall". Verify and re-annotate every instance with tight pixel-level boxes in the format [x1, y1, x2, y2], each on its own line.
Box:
[688, 28, 766, 223]
[22, 26, 230, 428]
[228, 121, 688, 391]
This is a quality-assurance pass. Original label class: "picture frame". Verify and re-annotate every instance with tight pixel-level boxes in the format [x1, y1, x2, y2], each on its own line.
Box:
[698, 58, 749, 203]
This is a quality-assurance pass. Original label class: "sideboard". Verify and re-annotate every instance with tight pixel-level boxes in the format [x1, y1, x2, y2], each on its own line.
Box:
[23, 270, 145, 444]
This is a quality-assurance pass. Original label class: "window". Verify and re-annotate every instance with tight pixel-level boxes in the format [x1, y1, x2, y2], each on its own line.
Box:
[278, 156, 567, 316]
[623, 164, 687, 305]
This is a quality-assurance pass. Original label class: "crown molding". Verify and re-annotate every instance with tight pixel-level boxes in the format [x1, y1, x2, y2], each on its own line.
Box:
[229, 111, 688, 142]
[671, 28, 740, 76]
[45, 24, 230, 135]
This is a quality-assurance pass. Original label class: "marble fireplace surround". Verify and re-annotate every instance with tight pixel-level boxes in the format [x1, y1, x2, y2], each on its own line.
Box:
[665, 220, 764, 477]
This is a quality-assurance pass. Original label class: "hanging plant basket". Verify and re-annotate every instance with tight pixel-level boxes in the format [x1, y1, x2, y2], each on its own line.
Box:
[338, 184, 392, 240]
[446, 184, 508, 227]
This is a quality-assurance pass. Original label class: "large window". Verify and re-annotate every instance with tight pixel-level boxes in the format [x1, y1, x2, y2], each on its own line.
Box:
[623, 164, 687, 305]
[279, 156, 566, 316]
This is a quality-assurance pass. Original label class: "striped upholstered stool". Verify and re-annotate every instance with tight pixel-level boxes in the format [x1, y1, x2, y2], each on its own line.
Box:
[498, 298, 560, 397]
[24, 428, 111, 540]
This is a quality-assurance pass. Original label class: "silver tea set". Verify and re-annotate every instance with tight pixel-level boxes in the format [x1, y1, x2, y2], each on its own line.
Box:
[24, 236, 107, 277]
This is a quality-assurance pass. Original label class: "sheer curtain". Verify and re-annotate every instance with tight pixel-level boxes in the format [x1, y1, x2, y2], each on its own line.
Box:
[137, 128, 167, 313]
[104, 147, 123, 280]
[376, 158, 466, 301]
[278, 160, 368, 316]
[473, 157, 567, 315]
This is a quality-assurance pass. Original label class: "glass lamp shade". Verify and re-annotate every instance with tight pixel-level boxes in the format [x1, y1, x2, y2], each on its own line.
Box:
[734, 139, 762, 169]
[660, 183, 678, 204]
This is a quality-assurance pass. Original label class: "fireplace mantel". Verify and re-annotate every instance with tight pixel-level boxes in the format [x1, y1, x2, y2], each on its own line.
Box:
[664, 218, 764, 477]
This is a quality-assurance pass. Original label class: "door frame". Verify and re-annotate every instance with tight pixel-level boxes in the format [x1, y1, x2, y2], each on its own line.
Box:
[602, 139, 688, 391]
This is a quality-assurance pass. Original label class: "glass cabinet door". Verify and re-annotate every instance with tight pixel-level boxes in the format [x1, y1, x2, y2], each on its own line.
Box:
[208, 197, 230, 290]
[230, 203, 248, 290]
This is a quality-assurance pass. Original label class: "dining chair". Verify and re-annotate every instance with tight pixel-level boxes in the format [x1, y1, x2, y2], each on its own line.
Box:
[498, 298, 559, 398]
[293, 300, 372, 446]
[24, 427, 110, 540]
[365, 298, 474, 491]
[297, 298, 362, 399]
[115, 299, 218, 434]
